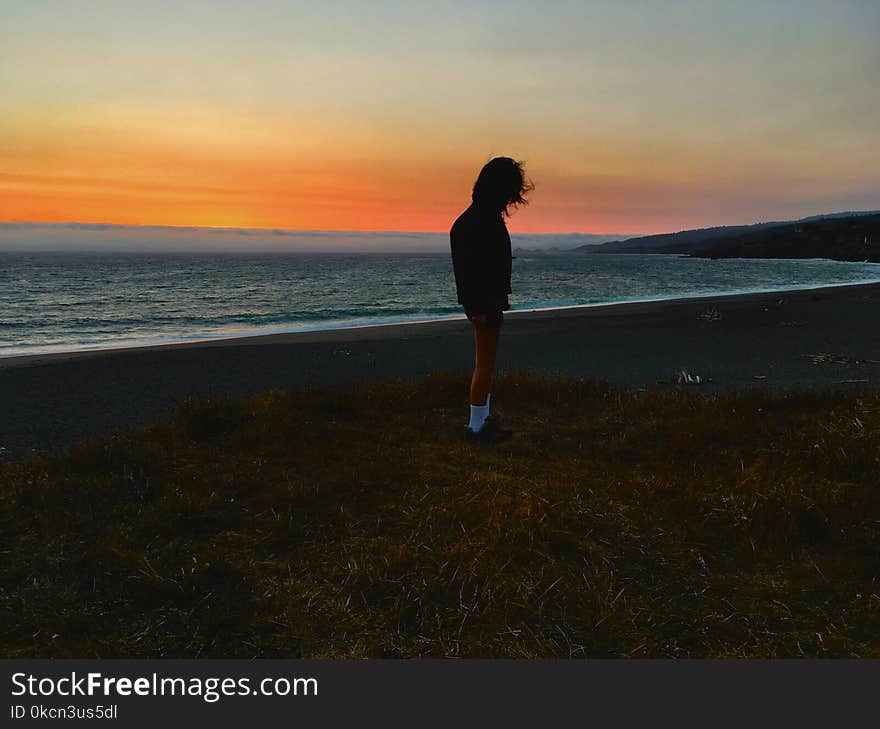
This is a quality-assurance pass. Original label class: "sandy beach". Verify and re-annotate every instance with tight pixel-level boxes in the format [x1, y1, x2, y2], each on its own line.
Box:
[2, 281, 879, 460]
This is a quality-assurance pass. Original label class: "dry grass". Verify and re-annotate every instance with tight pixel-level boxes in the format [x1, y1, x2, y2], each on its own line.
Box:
[1, 372, 879, 658]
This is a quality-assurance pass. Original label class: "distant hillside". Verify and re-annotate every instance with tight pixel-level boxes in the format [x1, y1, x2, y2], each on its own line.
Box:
[579, 210, 880, 259]
[689, 212, 880, 262]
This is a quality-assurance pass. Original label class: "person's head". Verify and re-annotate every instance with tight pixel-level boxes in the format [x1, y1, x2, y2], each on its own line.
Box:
[471, 156, 534, 217]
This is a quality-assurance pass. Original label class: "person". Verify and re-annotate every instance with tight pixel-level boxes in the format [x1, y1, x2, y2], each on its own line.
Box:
[449, 156, 533, 443]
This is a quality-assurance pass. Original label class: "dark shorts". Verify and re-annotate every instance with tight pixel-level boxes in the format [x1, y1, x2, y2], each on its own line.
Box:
[464, 307, 504, 329]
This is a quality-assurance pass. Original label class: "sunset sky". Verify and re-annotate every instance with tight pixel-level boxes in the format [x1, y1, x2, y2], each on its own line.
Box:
[1, 1, 878, 235]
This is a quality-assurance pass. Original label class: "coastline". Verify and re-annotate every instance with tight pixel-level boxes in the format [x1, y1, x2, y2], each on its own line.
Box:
[2, 277, 879, 368]
[2, 280, 879, 459]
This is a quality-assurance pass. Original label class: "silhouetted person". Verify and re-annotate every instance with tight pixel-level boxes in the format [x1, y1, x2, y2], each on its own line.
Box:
[450, 156, 533, 443]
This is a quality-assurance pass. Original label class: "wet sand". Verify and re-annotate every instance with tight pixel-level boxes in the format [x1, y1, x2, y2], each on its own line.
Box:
[2, 282, 879, 460]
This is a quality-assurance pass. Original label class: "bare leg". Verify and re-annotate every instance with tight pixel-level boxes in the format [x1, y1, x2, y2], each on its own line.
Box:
[469, 315, 501, 406]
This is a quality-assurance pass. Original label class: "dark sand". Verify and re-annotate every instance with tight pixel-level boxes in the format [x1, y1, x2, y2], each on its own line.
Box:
[2, 282, 879, 460]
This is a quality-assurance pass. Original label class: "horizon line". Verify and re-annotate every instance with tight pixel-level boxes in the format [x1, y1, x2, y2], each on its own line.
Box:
[0, 220, 631, 238]
[3, 207, 878, 239]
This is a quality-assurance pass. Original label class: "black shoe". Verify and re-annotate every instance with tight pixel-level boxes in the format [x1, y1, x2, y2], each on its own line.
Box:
[465, 416, 513, 444]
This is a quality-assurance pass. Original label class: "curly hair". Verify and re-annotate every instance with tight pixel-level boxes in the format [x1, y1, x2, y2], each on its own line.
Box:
[471, 156, 534, 217]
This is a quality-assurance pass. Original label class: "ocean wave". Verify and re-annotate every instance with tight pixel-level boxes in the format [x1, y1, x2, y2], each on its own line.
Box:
[3, 251, 879, 357]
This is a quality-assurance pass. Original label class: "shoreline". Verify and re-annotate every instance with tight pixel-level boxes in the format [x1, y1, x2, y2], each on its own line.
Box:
[2, 279, 879, 459]
[2, 277, 879, 369]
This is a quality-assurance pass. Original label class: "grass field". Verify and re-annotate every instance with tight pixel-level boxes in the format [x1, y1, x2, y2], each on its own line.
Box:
[1, 373, 878, 658]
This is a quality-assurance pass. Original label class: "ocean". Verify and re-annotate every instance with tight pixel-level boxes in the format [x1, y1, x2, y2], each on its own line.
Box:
[2, 250, 879, 357]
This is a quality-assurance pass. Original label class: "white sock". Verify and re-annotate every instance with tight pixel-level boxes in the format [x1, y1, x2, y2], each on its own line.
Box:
[468, 393, 491, 432]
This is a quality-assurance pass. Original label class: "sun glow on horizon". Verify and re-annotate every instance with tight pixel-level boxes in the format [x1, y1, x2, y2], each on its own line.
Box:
[2, 1, 878, 237]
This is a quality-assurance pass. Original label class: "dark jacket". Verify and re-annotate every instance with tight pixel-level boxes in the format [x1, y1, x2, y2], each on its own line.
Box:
[449, 202, 512, 311]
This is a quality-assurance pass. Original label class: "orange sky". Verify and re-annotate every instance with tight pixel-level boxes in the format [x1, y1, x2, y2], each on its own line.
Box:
[2, 2, 878, 236]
